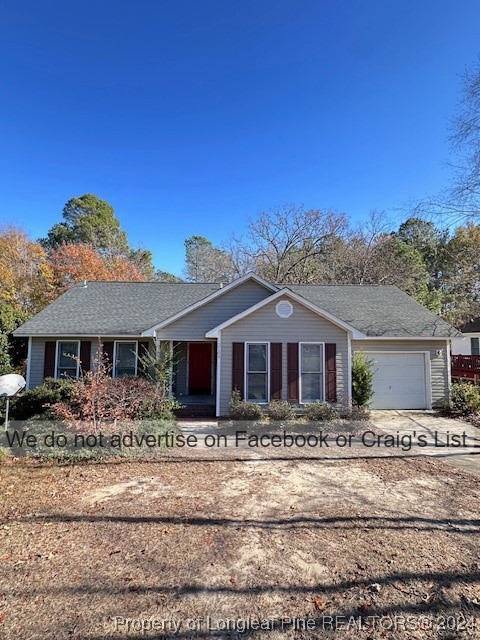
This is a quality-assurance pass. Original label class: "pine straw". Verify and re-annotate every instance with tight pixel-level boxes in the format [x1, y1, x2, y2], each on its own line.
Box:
[0, 450, 479, 639]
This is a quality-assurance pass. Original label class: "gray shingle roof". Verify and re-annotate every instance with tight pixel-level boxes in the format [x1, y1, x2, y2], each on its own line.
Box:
[13, 282, 220, 336]
[13, 279, 459, 338]
[288, 284, 459, 338]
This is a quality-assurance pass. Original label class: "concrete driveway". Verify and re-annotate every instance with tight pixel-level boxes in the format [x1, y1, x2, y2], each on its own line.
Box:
[371, 410, 480, 477]
[178, 410, 480, 476]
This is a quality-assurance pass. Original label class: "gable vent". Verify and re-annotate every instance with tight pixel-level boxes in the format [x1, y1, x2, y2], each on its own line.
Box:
[276, 299, 293, 318]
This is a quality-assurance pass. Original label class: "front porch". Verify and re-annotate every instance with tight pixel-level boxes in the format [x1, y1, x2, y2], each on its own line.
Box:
[173, 397, 216, 418]
[174, 394, 216, 417]
[167, 340, 217, 417]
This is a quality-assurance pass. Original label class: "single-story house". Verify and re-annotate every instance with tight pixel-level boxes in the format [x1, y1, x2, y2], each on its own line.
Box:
[13, 273, 460, 414]
[451, 318, 480, 355]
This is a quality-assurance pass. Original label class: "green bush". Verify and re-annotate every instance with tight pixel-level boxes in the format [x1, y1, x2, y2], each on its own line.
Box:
[229, 390, 263, 420]
[450, 382, 480, 416]
[11, 378, 76, 420]
[304, 401, 339, 421]
[139, 396, 178, 421]
[352, 352, 374, 407]
[267, 400, 295, 421]
[0, 446, 9, 462]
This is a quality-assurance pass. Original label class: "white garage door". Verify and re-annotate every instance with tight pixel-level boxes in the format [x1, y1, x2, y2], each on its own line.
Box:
[365, 352, 428, 410]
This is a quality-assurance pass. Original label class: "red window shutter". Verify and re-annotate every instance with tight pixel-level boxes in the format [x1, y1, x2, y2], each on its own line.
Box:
[325, 343, 337, 403]
[232, 342, 245, 399]
[80, 341, 91, 374]
[270, 343, 282, 400]
[102, 341, 114, 376]
[138, 340, 150, 376]
[287, 342, 299, 402]
[43, 341, 56, 379]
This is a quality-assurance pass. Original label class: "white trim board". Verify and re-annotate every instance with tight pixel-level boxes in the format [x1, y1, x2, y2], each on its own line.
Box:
[446, 340, 452, 400]
[26, 336, 32, 390]
[361, 336, 453, 341]
[141, 273, 278, 337]
[205, 288, 366, 340]
[215, 333, 222, 417]
[21, 335, 149, 339]
[346, 337, 352, 408]
[168, 340, 174, 399]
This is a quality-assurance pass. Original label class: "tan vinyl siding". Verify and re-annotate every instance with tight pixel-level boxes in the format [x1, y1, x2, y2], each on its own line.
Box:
[157, 280, 272, 340]
[352, 339, 449, 408]
[219, 299, 349, 415]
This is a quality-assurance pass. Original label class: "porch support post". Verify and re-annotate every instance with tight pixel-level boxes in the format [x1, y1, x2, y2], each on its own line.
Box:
[155, 333, 173, 400]
[347, 332, 353, 410]
[169, 340, 174, 399]
[215, 333, 221, 417]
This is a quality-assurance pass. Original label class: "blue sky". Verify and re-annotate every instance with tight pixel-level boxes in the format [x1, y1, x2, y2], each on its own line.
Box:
[0, 1, 479, 275]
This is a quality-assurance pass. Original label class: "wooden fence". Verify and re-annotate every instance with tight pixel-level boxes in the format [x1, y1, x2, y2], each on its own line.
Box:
[451, 355, 480, 385]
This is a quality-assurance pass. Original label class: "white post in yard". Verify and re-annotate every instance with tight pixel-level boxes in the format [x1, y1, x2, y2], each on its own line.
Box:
[0, 374, 26, 431]
[4, 397, 10, 432]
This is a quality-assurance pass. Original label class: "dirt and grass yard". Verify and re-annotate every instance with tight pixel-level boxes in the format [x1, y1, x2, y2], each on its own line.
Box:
[1, 440, 480, 639]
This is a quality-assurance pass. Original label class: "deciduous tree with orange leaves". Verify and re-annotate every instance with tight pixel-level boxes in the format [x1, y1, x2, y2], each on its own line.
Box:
[0, 227, 54, 314]
[48, 243, 148, 293]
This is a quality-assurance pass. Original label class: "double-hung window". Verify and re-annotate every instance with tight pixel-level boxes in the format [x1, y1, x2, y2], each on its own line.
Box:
[246, 343, 269, 402]
[56, 341, 80, 379]
[300, 343, 323, 403]
[114, 342, 138, 377]
[471, 337, 480, 356]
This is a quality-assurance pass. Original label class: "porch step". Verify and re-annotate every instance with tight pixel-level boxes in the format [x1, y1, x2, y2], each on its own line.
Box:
[174, 404, 216, 419]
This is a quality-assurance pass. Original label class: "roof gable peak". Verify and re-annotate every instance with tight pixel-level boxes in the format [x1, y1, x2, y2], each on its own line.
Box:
[141, 272, 277, 336]
[205, 287, 366, 339]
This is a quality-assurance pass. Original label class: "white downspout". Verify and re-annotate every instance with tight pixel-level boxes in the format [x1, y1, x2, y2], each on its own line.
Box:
[446, 339, 452, 402]
[169, 339, 174, 399]
[347, 332, 353, 410]
[26, 336, 32, 390]
[215, 332, 221, 417]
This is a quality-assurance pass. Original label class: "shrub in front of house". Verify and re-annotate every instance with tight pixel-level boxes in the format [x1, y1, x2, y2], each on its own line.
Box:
[304, 401, 339, 421]
[267, 400, 295, 421]
[450, 382, 480, 416]
[352, 352, 374, 407]
[229, 390, 263, 420]
[139, 394, 179, 421]
[11, 378, 76, 420]
[52, 370, 177, 430]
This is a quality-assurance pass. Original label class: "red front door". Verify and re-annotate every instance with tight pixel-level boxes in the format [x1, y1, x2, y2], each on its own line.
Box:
[188, 342, 212, 395]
